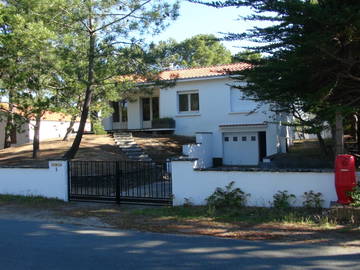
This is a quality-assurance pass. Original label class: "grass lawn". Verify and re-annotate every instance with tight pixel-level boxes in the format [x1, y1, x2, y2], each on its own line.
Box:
[1, 195, 359, 246]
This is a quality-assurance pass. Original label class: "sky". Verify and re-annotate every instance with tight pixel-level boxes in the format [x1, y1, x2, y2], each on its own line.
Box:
[150, 1, 263, 55]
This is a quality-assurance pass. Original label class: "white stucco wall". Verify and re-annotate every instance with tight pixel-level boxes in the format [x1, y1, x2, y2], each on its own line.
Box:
[172, 160, 337, 208]
[160, 78, 279, 158]
[28, 120, 91, 142]
[0, 120, 30, 149]
[0, 117, 91, 150]
[183, 133, 213, 168]
[0, 160, 68, 201]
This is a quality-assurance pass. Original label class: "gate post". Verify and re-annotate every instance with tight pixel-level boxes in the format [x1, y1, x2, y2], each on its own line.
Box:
[115, 161, 121, 204]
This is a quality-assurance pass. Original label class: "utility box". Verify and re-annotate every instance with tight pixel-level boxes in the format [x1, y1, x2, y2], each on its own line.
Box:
[335, 155, 356, 204]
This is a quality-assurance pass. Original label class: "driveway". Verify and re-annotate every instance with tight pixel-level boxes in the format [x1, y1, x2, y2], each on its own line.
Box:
[0, 218, 359, 270]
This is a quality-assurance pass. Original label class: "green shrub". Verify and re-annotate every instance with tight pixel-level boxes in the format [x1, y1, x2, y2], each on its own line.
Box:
[92, 121, 107, 135]
[302, 190, 324, 208]
[348, 185, 360, 207]
[273, 190, 296, 209]
[206, 181, 250, 212]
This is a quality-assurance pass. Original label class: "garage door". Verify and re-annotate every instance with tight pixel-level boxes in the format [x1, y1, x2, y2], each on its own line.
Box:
[223, 132, 259, 166]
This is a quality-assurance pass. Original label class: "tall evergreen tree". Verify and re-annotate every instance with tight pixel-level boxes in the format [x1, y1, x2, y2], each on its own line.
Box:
[191, 0, 360, 155]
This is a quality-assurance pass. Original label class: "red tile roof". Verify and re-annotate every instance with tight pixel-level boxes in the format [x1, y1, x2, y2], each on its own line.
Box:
[159, 63, 251, 80]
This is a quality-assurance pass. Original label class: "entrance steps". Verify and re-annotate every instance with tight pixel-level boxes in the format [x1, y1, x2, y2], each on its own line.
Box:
[113, 132, 152, 162]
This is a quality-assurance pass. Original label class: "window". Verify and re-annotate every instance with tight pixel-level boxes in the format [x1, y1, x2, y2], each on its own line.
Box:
[233, 136, 238, 142]
[242, 136, 247, 141]
[224, 137, 229, 142]
[178, 91, 199, 113]
[251, 136, 256, 141]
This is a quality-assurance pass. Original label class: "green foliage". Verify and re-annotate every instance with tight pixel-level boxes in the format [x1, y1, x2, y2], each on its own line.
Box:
[195, 0, 360, 150]
[149, 34, 232, 68]
[92, 121, 107, 135]
[206, 181, 250, 212]
[302, 190, 324, 209]
[134, 205, 335, 227]
[232, 50, 261, 62]
[273, 190, 296, 209]
[1, 0, 180, 158]
[348, 185, 360, 207]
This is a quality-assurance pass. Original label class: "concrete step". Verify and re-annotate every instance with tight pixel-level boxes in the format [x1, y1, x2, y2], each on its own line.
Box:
[119, 143, 139, 148]
[114, 135, 132, 139]
[116, 139, 135, 143]
[115, 138, 134, 142]
[122, 148, 143, 153]
[128, 153, 149, 158]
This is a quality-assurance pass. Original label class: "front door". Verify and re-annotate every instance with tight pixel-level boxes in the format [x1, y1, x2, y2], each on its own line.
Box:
[141, 97, 159, 129]
[223, 132, 259, 165]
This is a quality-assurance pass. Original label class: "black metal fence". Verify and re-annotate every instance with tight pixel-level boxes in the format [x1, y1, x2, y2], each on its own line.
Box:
[68, 160, 172, 205]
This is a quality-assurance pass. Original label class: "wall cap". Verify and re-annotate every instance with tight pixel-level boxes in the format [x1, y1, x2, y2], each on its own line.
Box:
[195, 167, 334, 173]
[171, 156, 198, 162]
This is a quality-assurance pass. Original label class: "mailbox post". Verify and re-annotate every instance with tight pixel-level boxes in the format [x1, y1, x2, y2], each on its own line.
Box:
[335, 155, 356, 204]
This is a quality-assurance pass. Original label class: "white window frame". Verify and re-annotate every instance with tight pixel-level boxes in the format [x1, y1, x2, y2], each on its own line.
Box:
[177, 90, 199, 114]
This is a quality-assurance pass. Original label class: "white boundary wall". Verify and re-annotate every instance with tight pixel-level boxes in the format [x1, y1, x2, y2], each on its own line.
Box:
[0, 160, 68, 201]
[172, 160, 337, 208]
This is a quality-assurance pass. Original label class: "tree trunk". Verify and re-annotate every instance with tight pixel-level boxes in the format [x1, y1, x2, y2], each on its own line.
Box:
[32, 115, 41, 159]
[3, 108, 13, 149]
[63, 115, 77, 141]
[357, 112, 360, 153]
[354, 114, 358, 143]
[3, 92, 14, 149]
[63, 21, 95, 159]
[316, 132, 329, 156]
[335, 111, 344, 156]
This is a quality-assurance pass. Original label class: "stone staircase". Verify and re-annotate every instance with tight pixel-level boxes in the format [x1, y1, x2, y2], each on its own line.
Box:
[113, 132, 152, 162]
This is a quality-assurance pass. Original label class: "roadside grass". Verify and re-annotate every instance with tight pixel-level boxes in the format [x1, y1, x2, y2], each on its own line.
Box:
[132, 206, 336, 228]
[0, 194, 66, 208]
[0, 195, 359, 243]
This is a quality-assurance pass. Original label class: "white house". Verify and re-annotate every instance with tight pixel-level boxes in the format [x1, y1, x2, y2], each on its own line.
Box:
[0, 107, 91, 150]
[102, 63, 291, 167]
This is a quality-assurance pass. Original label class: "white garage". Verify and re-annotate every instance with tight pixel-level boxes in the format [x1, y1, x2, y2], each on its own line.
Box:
[223, 132, 260, 165]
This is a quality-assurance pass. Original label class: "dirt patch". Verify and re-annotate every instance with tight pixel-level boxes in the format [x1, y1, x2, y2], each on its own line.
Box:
[0, 134, 127, 167]
[132, 133, 195, 163]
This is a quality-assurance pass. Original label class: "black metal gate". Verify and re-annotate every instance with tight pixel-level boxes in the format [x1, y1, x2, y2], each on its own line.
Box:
[68, 160, 172, 205]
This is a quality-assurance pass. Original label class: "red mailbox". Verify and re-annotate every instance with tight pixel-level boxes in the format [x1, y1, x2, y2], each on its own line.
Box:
[335, 154, 356, 204]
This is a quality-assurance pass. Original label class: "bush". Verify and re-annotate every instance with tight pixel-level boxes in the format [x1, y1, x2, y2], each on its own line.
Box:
[302, 190, 324, 208]
[273, 190, 296, 209]
[92, 121, 107, 135]
[206, 181, 250, 212]
[348, 185, 360, 207]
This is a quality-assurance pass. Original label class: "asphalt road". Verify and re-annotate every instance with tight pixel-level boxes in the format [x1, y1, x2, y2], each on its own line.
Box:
[0, 218, 359, 270]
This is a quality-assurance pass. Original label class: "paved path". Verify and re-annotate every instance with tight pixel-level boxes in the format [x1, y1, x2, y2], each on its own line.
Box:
[0, 218, 359, 270]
